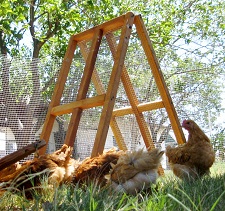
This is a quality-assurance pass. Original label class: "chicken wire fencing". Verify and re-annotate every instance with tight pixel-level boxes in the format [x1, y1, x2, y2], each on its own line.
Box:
[0, 31, 224, 167]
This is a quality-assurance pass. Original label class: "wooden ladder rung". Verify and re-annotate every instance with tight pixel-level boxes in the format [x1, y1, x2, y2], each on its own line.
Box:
[113, 100, 164, 117]
[51, 94, 106, 116]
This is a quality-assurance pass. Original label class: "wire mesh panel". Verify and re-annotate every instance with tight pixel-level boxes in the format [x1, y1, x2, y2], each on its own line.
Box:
[0, 15, 224, 166]
[0, 55, 61, 161]
[0, 53, 224, 164]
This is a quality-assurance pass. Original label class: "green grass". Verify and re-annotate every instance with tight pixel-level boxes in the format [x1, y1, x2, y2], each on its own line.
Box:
[0, 162, 225, 211]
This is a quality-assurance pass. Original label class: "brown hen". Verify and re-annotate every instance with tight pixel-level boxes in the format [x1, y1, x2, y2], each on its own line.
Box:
[0, 144, 79, 199]
[72, 148, 124, 186]
[166, 119, 215, 180]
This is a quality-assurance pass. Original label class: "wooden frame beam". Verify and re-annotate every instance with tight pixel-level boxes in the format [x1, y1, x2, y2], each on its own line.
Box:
[134, 15, 186, 144]
[0, 140, 46, 171]
[91, 12, 135, 157]
[113, 100, 164, 117]
[39, 37, 77, 154]
[51, 94, 106, 116]
[64, 29, 103, 147]
[72, 12, 134, 42]
[106, 32, 156, 150]
[78, 42, 128, 151]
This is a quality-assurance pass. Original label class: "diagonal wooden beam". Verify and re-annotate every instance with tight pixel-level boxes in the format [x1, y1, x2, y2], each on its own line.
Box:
[106, 32, 156, 150]
[91, 12, 135, 157]
[39, 37, 77, 154]
[0, 140, 46, 171]
[78, 42, 128, 151]
[134, 15, 186, 144]
[64, 29, 103, 147]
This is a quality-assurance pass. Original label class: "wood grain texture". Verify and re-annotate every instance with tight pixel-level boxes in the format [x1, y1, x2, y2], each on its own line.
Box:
[0, 140, 46, 171]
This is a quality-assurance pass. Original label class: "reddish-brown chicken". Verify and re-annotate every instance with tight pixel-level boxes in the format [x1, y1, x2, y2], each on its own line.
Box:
[72, 148, 124, 186]
[166, 119, 215, 180]
[0, 145, 79, 199]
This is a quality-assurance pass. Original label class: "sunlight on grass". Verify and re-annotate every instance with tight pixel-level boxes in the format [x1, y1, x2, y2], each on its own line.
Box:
[210, 161, 225, 176]
[0, 162, 224, 210]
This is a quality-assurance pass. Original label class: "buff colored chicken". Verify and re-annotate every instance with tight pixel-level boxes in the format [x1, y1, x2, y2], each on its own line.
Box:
[166, 119, 215, 180]
[105, 148, 164, 195]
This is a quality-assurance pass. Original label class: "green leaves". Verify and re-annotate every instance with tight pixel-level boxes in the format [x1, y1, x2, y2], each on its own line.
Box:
[0, 0, 28, 55]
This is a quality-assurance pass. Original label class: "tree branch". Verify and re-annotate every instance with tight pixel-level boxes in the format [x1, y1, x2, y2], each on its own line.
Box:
[29, 0, 36, 39]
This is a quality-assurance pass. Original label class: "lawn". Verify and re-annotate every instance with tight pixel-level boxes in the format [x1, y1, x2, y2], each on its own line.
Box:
[0, 162, 224, 211]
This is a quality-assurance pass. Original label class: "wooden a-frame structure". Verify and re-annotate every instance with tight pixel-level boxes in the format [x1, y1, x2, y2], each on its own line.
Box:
[39, 12, 186, 162]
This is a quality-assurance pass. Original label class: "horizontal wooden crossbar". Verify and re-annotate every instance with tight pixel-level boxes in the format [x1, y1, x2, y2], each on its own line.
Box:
[51, 94, 106, 116]
[113, 100, 164, 117]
